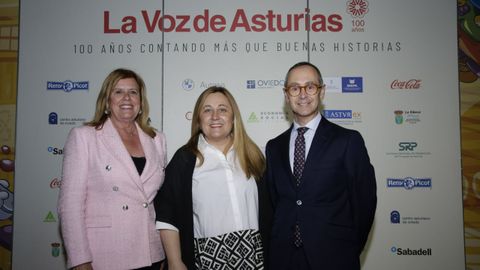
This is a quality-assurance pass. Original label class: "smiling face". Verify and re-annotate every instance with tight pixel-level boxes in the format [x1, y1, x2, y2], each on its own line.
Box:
[199, 92, 234, 149]
[108, 78, 141, 125]
[285, 65, 325, 126]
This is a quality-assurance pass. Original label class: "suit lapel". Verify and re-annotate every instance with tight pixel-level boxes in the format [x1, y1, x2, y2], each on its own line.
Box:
[279, 125, 297, 189]
[302, 117, 332, 179]
[99, 119, 146, 196]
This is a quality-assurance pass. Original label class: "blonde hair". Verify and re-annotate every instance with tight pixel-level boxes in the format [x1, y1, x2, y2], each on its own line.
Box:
[85, 68, 156, 138]
[186, 86, 265, 180]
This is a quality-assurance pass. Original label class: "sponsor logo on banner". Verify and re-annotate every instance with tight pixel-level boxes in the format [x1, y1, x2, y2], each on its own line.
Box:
[390, 210, 431, 225]
[324, 77, 342, 93]
[394, 110, 421, 124]
[323, 110, 362, 125]
[245, 79, 284, 89]
[182, 79, 195, 91]
[386, 142, 431, 158]
[51, 243, 61, 257]
[48, 112, 86, 126]
[182, 79, 225, 91]
[390, 210, 400, 224]
[47, 147, 63, 155]
[49, 112, 58, 125]
[247, 111, 291, 123]
[387, 177, 432, 190]
[246, 80, 256, 89]
[391, 246, 432, 256]
[50, 177, 62, 189]
[342, 77, 363, 92]
[390, 79, 421, 90]
[200, 81, 225, 89]
[346, 0, 369, 32]
[185, 111, 193, 120]
[44, 211, 56, 222]
[47, 80, 89, 92]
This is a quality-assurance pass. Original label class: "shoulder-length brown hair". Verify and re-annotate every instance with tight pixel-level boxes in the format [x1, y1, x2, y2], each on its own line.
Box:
[85, 68, 156, 138]
[185, 86, 265, 180]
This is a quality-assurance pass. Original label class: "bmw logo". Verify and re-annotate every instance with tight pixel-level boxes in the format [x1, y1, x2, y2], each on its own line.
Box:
[182, 79, 194, 91]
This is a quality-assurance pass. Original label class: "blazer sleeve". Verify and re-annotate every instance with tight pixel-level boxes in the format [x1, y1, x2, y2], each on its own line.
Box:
[264, 141, 277, 207]
[345, 131, 377, 252]
[154, 148, 184, 228]
[155, 131, 167, 168]
[57, 127, 92, 268]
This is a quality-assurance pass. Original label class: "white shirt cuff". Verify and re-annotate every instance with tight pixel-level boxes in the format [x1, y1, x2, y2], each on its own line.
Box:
[156, 221, 179, 232]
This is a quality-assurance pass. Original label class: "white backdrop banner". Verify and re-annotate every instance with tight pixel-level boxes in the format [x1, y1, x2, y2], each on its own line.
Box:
[13, 0, 464, 269]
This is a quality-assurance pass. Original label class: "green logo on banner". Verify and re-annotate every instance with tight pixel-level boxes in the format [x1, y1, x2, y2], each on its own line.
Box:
[44, 211, 56, 222]
[248, 112, 259, 123]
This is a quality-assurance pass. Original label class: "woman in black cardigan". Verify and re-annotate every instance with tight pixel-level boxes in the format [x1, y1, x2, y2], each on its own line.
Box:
[154, 86, 272, 270]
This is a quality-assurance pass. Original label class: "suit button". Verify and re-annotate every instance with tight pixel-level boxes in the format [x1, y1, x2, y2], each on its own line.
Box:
[105, 165, 112, 171]
[122, 205, 129, 210]
[112, 186, 119, 191]
[296, 200, 302, 206]
[142, 203, 148, 208]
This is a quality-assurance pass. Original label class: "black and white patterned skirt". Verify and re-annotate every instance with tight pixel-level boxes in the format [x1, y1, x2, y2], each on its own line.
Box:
[194, 229, 264, 270]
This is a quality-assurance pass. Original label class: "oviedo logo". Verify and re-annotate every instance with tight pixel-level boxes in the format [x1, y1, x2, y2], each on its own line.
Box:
[246, 79, 284, 90]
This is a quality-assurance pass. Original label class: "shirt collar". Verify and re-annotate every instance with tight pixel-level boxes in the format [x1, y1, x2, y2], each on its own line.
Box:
[293, 113, 322, 134]
[198, 134, 234, 154]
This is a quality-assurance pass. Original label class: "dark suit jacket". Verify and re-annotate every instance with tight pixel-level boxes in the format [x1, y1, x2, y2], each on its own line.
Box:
[154, 146, 272, 270]
[265, 117, 376, 270]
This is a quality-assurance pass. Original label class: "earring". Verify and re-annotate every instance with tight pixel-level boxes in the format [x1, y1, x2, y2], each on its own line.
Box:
[138, 110, 142, 115]
[104, 109, 110, 115]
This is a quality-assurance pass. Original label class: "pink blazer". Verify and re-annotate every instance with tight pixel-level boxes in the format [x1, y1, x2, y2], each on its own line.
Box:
[58, 119, 166, 269]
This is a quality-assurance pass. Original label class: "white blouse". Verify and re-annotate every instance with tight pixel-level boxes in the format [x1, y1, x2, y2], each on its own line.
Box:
[156, 135, 259, 239]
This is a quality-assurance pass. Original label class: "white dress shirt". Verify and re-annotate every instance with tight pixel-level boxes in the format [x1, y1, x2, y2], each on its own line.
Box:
[289, 113, 322, 172]
[156, 135, 259, 239]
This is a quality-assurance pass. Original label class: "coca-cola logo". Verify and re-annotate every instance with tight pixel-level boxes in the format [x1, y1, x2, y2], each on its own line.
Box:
[390, 79, 421, 89]
[50, 178, 62, 189]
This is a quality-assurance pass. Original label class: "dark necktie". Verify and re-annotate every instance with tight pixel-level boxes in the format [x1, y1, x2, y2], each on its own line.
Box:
[293, 127, 308, 247]
[293, 127, 308, 185]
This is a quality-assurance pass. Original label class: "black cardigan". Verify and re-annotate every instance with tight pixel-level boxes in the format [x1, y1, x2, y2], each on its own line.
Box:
[154, 146, 272, 270]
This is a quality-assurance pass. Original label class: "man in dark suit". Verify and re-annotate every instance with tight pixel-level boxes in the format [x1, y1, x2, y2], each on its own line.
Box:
[265, 62, 377, 270]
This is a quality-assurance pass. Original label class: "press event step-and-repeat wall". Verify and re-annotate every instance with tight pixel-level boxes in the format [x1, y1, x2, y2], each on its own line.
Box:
[12, 1, 464, 269]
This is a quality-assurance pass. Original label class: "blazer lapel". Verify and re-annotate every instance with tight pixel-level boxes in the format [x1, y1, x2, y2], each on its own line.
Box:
[302, 117, 332, 178]
[279, 125, 297, 189]
[99, 119, 146, 195]
[138, 127, 159, 185]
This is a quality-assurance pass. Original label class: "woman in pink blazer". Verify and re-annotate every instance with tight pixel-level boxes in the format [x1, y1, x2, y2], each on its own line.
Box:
[58, 68, 166, 270]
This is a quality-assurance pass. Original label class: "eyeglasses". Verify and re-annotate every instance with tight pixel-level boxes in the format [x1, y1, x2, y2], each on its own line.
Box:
[284, 83, 322, 97]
